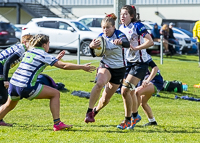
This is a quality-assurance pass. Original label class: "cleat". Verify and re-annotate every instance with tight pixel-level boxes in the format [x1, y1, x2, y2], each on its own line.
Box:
[127, 114, 141, 130]
[84, 111, 95, 123]
[0, 120, 13, 126]
[143, 121, 157, 127]
[117, 120, 131, 130]
[53, 122, 73, 131]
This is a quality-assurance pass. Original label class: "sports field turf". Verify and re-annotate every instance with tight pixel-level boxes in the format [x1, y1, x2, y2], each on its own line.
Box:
[0, 55, 200, 143]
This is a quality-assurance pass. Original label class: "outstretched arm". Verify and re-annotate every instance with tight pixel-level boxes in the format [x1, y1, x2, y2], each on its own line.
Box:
[53, 61, 96, 73]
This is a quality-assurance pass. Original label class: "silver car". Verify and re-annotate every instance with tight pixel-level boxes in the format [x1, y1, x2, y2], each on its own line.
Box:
[22, 17, 99, 56]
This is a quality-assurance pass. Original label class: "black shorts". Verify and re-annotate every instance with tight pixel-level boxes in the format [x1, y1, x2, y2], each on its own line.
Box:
[0, 63, 8, 104]
[0, 80, 8, 105]
[99, 62, 126, 84]
[124, 62, 148, 80]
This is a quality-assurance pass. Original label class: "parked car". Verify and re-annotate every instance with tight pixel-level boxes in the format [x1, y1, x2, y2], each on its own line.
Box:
[77, 15, 104, 33]
[175, 27, 197, 54]
[0, 22, 18, 49]
[22, 17, 99, 55]
[14, 24, 26, 30]
[11, 24, 22, 41]
[78, 17, 194, 54]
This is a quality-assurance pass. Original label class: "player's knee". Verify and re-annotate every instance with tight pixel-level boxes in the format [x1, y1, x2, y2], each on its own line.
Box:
[121, 87, 129, 97]
[95, 81, 105, 90]
[54, 90, 60, 99]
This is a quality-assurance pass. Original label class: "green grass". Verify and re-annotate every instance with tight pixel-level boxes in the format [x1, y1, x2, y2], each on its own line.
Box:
[1, 55, 200, 143]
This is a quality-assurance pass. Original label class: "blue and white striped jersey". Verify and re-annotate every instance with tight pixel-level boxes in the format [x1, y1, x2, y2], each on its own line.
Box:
[99, 29, 128, 69]
[10, 47, 58, 87]
[0, 44, 26, 68]
[119, 22, 151, 63]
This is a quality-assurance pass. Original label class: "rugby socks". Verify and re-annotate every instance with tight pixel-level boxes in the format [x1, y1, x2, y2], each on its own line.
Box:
[132, 111, 138, 118]
[93, 108, 98, 115]
[87, 108, 93, 114]
[148, 117, 156, 122]
[54, 118, 61, 125]
[125, 117, 131, 121]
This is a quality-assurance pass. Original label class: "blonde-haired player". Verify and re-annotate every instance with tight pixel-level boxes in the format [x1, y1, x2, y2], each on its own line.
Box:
[0, 34, 96, 131]
[84, 13, 130, 123]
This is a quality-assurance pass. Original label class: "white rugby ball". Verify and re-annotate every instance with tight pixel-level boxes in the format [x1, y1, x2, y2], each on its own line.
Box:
[94, 36, 106, 57]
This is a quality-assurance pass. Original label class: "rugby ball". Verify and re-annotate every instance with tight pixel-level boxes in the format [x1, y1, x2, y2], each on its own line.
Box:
[94, 36, 106, 57]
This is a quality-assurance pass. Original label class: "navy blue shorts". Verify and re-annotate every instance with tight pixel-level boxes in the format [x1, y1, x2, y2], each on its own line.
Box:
[151, 75, 164, 91]
[124, 62, 148, 80]
[8, 82, 44, 101]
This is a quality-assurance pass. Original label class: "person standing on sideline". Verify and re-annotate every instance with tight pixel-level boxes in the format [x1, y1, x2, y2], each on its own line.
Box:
[0, 34, 96, 131]
[193, 20, 200, 65]
[84, 13, 130, 123]
[117, 5, 154, 130]
[168, 22, 180, 54]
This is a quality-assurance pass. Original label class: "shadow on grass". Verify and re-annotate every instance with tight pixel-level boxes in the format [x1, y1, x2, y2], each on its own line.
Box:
[136, 125, 200, 134]
[67, 124, 200, 134]
[6, 123, 200, 133]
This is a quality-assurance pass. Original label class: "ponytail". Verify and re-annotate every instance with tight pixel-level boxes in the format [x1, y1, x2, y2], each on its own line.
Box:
[101, 13, 117, 26]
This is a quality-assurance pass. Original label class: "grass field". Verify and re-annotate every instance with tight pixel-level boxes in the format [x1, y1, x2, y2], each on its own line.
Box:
[0, 55, 200, 143]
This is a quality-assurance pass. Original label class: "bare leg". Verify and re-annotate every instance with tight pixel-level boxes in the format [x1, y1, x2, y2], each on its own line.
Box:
[163, 39, 169, 51]
[135, 83, 155, 119]
[88, 68, 111, 109]
[126, 75, 140, 113]
[0, 98, 19, 120]
[35, 85, 60, 120]
[96, 82, 120, 112]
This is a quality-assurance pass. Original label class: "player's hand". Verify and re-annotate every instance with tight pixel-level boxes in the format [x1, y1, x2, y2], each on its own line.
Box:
[142, 80, 149, 87]
[113, 39, 122, 45]
[56, 50, 65, 60]
[4, 81, 9, 89]
[89, 39, 101, 49]
[130, 45, 137, 50]
[83, 63, 96, 73]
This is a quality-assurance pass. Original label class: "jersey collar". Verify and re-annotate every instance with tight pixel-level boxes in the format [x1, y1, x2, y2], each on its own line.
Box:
[35, 47, 45, 51]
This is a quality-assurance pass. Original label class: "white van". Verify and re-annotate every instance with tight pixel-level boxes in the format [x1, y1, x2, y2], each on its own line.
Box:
[77, 15, 104, 33]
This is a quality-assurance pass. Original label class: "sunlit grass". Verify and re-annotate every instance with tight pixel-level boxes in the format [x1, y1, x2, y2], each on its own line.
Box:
[1, 55, 200, 143]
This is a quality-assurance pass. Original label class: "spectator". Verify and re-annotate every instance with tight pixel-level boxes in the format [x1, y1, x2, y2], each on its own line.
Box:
[193, 20, 200, 64]
[151, 23, 169, 53]
[168, 23, 180, 54]
[160, 24, 170, 54]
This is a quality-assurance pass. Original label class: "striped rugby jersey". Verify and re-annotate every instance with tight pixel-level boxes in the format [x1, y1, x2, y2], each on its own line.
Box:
[10, 47, 58, 87]
[99, 29, 128, 69]
[119, 22, 151, 63]
[0, 44, 26, 68]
